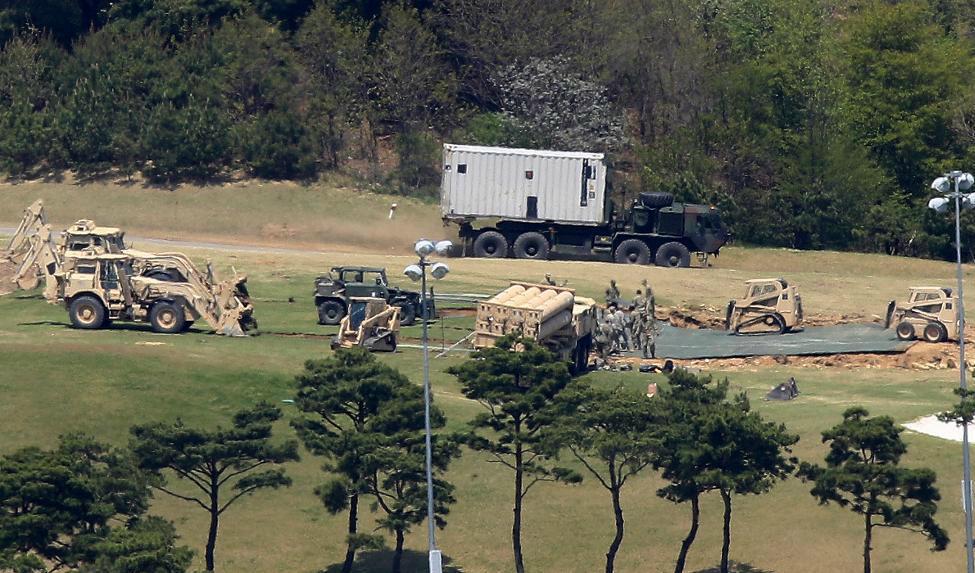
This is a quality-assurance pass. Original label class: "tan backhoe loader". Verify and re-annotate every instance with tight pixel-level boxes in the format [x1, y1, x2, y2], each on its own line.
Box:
[330, 297, 400, 352]
[3, 199, 47, 265]
[725, 278, 803, 335]
[12, 225, 62, 301]
[885, 287, 958, 343]
[60, 253, 254, 336]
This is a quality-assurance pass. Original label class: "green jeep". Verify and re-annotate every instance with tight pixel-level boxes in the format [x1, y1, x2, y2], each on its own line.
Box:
[314, 266, 431, 326]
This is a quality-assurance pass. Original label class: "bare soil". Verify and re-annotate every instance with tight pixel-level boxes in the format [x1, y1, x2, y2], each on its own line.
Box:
[0, 260, 16, 296]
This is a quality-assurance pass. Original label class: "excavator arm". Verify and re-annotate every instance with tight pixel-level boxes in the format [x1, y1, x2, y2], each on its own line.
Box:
[3, 199, 47, 264]
[12, 225, 63, 302]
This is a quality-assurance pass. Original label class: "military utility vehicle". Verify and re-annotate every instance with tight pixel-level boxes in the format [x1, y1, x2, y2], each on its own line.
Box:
[440, 144, 730, 267]
[886, 287, 959, 342]
[314, 266, 429, 326]
[725, 278, 803, 335]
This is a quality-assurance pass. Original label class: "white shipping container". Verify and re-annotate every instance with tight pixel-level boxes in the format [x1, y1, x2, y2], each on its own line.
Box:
[441, 144, 607, 225]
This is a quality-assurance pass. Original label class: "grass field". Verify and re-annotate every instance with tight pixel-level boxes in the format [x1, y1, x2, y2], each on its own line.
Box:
[3, 180, 975, 572]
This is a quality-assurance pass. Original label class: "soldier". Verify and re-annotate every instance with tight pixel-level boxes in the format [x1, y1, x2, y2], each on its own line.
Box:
[632, 288, 646, 310]
[622, 305, 636, 351]
[631, 303, 645, 350]
[609, 305, 628, 351]
[605, 279, 621, 307]
[641, 311, 659, 359]
[595, 312, 614, 360]
[543, 273, 556, 286]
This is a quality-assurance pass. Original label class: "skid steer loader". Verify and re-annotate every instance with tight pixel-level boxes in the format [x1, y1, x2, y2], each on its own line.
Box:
[330, 297, 400, 352]
[725, 278, 803, 335]
[60, 253, 254, 336]
[885, 287, 958, 343]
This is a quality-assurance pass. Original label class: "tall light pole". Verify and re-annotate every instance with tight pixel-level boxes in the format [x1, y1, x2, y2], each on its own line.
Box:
[404, 238, 452, 573]
[929, 170, 975, 573]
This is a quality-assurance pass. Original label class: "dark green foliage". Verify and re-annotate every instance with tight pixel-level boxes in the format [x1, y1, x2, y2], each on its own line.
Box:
[130, 402, 299, 572]
[239, 108, 318, 179]
[143, 98, 232, 182]
[393, 130, 441, 196]
[547, 382, 659, 573]
[0, 434, 190, 573]
[447, 335, 581, 573]
[800, 407, 948, 573]
[293, 348, 457, 573]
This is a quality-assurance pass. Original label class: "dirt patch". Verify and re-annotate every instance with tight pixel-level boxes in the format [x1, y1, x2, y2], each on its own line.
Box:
[660, 305, 881, 330]
[0, 260, 17, 296]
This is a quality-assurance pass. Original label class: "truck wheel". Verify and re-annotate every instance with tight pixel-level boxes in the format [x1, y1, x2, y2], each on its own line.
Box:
[69, 296, 106, 330]
[614, 239, 651, 264]
[317, 300, 345, 325]
[895, 321, 916, 341]
[639, 192, 674, 208]
[923, 322, 947, 343]
[512, 232, 550, 260]
[655, 242, 691, 268]
[150, 301, 186, 334]
[398, 303, 417, 326]
[473, 231, 508, 258]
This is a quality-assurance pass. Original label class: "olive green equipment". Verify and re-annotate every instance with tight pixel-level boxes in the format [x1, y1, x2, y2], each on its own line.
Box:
[59, 252, 255, 336]
[884, 286, 959, 343]
[725, 278, 803, 335]
[330, 297, 401, 352]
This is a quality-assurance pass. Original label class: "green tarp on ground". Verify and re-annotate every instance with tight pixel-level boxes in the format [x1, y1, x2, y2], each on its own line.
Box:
[643, 324, 915, 360]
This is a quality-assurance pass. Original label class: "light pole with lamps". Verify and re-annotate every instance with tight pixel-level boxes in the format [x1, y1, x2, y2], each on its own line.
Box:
[404, 238, 452, 573]
[929, 170, 975, 573]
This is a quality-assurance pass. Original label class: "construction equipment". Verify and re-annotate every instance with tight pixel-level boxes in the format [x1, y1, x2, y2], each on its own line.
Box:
[314, 265, 429, 326]
[725, 278, 803, 335]
[885, 287, 959, 342]
[474, 282, 597, 373]
[60, 253, 254, 336]
[3, 199, 47, 265]
[11, 224, 62, 301]
[330, 297, 400, 351]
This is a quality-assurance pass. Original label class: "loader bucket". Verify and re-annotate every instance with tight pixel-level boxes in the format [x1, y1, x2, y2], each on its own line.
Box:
[214, 308, 248, 337]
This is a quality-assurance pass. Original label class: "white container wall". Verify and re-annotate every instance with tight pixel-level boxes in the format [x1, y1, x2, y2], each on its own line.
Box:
[441, 144, 607, 225]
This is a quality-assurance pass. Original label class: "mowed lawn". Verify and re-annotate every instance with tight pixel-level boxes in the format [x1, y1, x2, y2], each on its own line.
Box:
[1, 241, 973, 573]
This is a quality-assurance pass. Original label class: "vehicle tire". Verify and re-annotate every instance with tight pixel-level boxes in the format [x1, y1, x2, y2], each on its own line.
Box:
[896, 321, 916, 341]
[149, 301, 186, 334]
[639, 192, 674, 208]
[512, 232, 550, 260]
[614, 239, 651, 264]
[923, 322, 947, 343]
[472, 231, 509, 258]
[317, 300, 345, 325]
[398, 303, 417, 326]
[69, 296, 106, 330]
[655, 241, 691, 268]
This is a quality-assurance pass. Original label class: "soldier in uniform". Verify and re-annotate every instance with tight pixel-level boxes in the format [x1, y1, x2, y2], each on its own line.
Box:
[631, 303, 645, 350]
[641, 309, 659, 359]
[609, 306, 628, 352]
[595, 311, 615, 359]
[605, 280, 621, 307]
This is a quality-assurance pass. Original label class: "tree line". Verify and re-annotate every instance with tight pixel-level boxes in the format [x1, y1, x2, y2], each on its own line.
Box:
[4, 0, 975, 259]
[0, 339, 964, 573]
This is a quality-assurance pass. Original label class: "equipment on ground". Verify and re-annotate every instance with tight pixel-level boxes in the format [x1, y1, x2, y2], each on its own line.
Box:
[314, 265, 429, 326]
[474, 281, 597, 373]
[440, 144, 730, 267]
[885, 287, 959, 343]
[725, 278, 803, 335]
[59, 253, 254, 336]
[765, 377, 800, 401]
[330, 297, 400, 351]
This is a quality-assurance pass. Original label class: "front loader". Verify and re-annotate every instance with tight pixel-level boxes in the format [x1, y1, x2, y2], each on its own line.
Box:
[725, 278, 803, 335]
[885, 287, 958, 343]
[330, 297, 400, 352]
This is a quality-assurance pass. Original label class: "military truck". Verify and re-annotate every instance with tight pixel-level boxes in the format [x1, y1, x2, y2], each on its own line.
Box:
[440, 144, 730, 267]
[725, 278, 803, 335]
[314, 266, 429, 326]
[474, 282, 597, 373]
[885, 287, 959, 342]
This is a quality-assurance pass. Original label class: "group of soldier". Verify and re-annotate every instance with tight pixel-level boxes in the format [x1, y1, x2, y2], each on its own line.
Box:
[595, 279, 660, 360]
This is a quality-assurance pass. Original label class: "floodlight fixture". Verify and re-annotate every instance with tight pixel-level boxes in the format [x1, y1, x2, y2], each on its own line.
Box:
[961, 173, 975, 191]
[932, 176, 951, 194]
[434, 240, 453, 256]
[415, 240, 436, 258]
[430, 262, 450, 279]
[928, 197, 950, 213]
[404, 264, 423, 281]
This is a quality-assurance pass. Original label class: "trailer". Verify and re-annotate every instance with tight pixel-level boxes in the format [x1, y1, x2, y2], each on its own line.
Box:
[474, 282, 597, 373]
[441, 144, 730, 267]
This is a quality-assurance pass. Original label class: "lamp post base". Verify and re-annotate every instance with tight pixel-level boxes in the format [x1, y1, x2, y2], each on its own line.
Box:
[429, 549, 443, 573]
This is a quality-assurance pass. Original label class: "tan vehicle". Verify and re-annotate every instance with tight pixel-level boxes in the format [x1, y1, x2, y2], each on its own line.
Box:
[885, 287, 958, 342]
[725, 278, 803, 334]
[330, 297, 400, 352]
[474, 282, 597, 373]
[61, 253, 254, 336]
